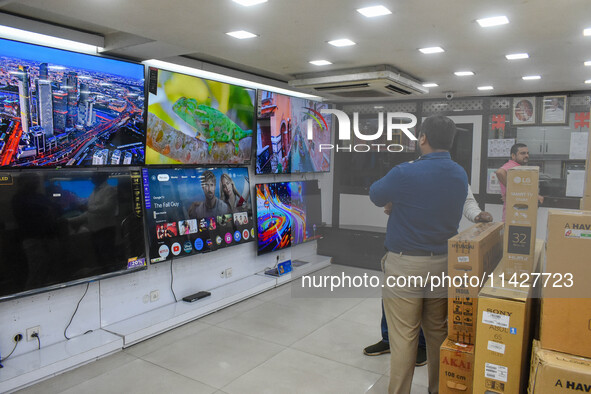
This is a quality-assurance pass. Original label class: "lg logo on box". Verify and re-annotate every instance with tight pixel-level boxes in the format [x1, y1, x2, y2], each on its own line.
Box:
[513, 176, 532, 185]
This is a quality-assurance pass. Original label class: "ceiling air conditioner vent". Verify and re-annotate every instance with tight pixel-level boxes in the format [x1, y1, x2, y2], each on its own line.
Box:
[289, 65, 428, 102]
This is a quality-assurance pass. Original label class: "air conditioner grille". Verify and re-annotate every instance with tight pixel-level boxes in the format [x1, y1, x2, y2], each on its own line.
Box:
[385, 84, 412, 95]
[314, 83, 370, 91]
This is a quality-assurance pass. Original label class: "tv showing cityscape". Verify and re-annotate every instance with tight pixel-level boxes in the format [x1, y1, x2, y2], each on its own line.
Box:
[0, 38, 146, 167]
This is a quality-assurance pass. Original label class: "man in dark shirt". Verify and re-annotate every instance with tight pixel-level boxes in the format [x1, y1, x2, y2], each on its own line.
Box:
[369, 115, 468, 394]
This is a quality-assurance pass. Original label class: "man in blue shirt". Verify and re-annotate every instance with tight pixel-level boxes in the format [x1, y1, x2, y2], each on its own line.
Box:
[369, 115, 468, 394]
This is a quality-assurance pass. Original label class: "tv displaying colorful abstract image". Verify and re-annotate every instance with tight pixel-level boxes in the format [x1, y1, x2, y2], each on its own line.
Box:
[0, 38, 146, 167]
[256, 180, 322, 255]
[146, 68, 255, 165]
[256, 90, 331, 174]
[256, 182, 291, 254]
[143, 167, 253, 263]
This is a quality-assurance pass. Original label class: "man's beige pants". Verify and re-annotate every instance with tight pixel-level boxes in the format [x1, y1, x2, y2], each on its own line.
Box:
[382, 251, 448, 394]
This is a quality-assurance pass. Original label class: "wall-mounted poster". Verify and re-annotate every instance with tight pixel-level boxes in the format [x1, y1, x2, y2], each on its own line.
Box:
[511, 97, 537, 126]
[541, 95, 568, 125]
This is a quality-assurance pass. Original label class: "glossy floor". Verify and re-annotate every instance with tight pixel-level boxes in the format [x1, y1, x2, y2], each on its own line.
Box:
[17, 265, 430, 394]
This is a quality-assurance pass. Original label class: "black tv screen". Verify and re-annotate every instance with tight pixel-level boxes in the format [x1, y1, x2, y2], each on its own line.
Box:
[0, 37, 146, 167]
[256, 90, 332, 174]
[145, 68, 255, 165]
[0, 168, 147, 301]
[256, 180, 322, 255]
[143, 167, 254, 263]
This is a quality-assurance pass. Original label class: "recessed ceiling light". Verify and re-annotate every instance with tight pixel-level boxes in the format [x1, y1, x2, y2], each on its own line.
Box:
[357, 5, 392, 17]
[374, 105, 385, 109]
[328, 38, 356, 47]
[226, 30, 258, 39]
[476, 16, 509, 27]
[584, 61, 591, 66]
[478, 86, 494, 91]
[454, 71, 474, 76]
[506, 53, 529, 60]
[522, 75, 541, 80]
[309, 60, 332, 66]
[584, 28, 591, 36]
[419, 47, 444, 54]
[586, 79, 591, 84]
[422, 83, 438, 87]
[232, 0, 267, 5]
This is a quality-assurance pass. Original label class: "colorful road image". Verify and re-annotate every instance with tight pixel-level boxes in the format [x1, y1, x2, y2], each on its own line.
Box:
[256, 182, 292, 254]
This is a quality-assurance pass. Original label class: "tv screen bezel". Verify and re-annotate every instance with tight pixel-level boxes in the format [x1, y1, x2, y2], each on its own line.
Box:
[0, 36, 148, 169]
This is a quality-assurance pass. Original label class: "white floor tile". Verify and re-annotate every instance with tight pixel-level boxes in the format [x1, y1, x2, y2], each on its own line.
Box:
[59, 358, 215, 394]
[365, 375, 389, 393]
[291, 318, 390, 374]
[338, 298, 384, 329]
[199, 297, 266, 325]
[124, 319, 210, 358]
[15, 352, 136, 394]
[216, 301, 333, 346]
[139, 325, 285, 389]
[222, 348, 381, 394]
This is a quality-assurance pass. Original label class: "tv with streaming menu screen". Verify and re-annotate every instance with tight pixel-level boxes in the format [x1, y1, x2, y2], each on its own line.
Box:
[256, 90, 332, 174]
[0, 168, 147, 301]
[0, 37, 146, 167]
[143, 166, 254, 263]
[145, 68, 255, 165]
[255, 180, 322, 255]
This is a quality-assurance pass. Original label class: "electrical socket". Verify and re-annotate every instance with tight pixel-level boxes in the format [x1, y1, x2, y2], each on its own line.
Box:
[150, 290, 160, 302]
[13, 333, 23, 342]
[225, 268, 233, 278]
[220, 270, 226, 278]
[26, 326, 40, 341]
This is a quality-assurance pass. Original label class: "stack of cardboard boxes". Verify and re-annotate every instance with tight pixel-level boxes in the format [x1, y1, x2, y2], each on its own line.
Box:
[471, 166, 544, 394]
[528, 209, 591, 392]
[440, 222, 504, 393]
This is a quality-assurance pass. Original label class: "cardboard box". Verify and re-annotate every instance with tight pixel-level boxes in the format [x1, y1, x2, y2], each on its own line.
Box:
[503, 166, 539, 277]
[448, 222, 504, 344]
[439, 338, 475, 393]
[473, 241, 543, 394]
[529, 340, 591, 393]
[543, 209, 591, 299]
[540, 298, 591, 360]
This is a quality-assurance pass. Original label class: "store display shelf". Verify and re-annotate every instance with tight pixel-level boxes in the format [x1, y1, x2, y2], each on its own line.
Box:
[103, 274, 276, 347]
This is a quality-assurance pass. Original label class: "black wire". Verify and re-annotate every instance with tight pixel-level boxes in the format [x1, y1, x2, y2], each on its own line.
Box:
[0, 340, 19, 362]
[170, 257, 177, 302]
[34, 334, 40, 350]
[64, 282, 90, 340]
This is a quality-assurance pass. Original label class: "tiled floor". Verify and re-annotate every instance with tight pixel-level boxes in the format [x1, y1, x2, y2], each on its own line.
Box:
[17, 265, 430, 394]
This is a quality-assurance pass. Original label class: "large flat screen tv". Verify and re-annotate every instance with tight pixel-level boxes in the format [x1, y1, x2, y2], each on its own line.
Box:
[145, 68, 255, 165]
[256, 90, 331, 174]
[0, 168, 147, 301]
[143, 167, 254, 263]
[0, 37, 146, 167]
[256, 180, 322, 255]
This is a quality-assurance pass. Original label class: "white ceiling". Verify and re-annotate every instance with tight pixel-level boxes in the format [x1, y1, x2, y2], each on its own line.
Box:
[1, 0, 591, 102]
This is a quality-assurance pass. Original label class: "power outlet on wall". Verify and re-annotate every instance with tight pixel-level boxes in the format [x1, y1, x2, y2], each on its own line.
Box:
[225, 268, 233, 278]
[26, 326, 40, 341]
[150, 290, 160, 302]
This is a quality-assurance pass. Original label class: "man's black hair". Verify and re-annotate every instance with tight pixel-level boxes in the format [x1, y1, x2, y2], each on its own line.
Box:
[510, 143, 527, 156]
[419, 115, 457, 150]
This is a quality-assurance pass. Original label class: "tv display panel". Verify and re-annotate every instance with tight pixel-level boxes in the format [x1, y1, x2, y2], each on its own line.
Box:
[0, 37, 146, 167]
[256, 180, 322, 255]
[0, 168, 147, 301]
[146, 68, 255, 165]
[143, 167, 254, 263]
[256, 90, 331, 174]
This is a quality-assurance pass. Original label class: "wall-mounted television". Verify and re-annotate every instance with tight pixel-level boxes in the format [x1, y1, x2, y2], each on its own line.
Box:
[0, 37, 146, 167]
[145, 68, 255, 165]
[143, 167, 254, 263]
[0, 168, 147, 301]
[255, 180, 322, 255]
[256, 90, 332, 174]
